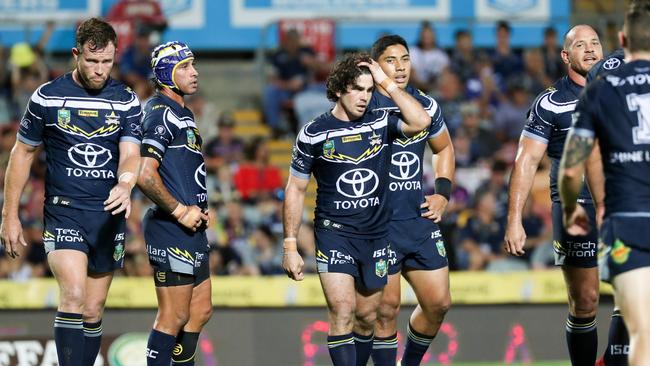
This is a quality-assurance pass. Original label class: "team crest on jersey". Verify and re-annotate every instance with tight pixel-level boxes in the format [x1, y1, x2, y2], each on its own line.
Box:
[105, 111, 120, 125]
[323, 139, 335, 157]
[436, 240, 446, 257]
[368, 131, 382, 146]
[375, 259, 387, 278]
[57, 108, 71, 125]
[611, 239, 631, 264]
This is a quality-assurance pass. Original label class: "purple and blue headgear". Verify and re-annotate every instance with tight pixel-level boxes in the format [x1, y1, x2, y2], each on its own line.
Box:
[151, 41, 194, 93]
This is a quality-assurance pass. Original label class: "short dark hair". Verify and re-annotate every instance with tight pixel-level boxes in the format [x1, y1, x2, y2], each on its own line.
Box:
[624, 0, 650, 53]
[326, 53, 372, 102]
[76, 18, 117, 52]
[455, 29, 470, 40]
[371, 35, 409, 60]
[496, 20, 511, 33]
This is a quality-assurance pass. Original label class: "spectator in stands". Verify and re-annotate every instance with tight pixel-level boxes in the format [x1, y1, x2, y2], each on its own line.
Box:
[493, 79, 531, 141]
[456, 190, 508, 270]
[118, 24, 155, 100]
[520, 198, 553, 269]
[0, 43, 11, 124]
[9, 43, 49, 120]
[522, 48, 552, 96]
[297, 223, 317, 274]
[250, 225, 283, 275]
[204, 113, 244, 174]
[409, 21, 450, 92]
[434, 69, 465, 132]
[541, 27, 565, 80]
[490, 20, 523, 88]
[458, 101, 498, 161]
[451, 30, 480, 84]
[233, 137, 283, 203]
[475, 159, 510, 221]
[263, 29, 319, 135]
[186, 92, 220, 143]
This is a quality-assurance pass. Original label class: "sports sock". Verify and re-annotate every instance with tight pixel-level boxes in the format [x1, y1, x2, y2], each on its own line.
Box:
[328, 333, 356, 366]
[146, 329, 177, 366]
[402, 322, 435, 366]
[371, 333, 398, 366]
[565, 314, 597, 366]
[172, 330, 200, 365]
[603, 310, 629, 366]
[54, 311, 84, 366]
[82, 320, 103, 366]
[353, 332, 373, 366]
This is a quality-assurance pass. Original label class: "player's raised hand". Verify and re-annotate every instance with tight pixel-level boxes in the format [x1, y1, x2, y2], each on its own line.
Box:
[357, 58, 390, 86]
[104, 181, 132, 218]
[564, 203, 590, 236]
[421, 194, 448, 223]
[504, 221, 527, 256]
[0, 215, 28, 259]
[282, 238, 304, 281]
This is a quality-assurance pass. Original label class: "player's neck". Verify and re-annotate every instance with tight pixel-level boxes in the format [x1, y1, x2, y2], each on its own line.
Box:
[626, 50, 650, 62]
[331, 104, 357, 122]
[161, 87, 185, 108]
[567, 67, 586, 87]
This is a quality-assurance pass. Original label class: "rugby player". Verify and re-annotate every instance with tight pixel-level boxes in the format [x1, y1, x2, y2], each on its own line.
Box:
[0, 18, 141, 366]
[282, 53, 431, 366]
[504, 24, 603, 365]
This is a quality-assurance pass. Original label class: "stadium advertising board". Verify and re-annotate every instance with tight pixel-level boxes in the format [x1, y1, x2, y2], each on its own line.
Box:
[0, 0, 100, 23]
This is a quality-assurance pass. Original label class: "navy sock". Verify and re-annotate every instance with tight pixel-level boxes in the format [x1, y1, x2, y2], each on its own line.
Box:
[146, 329, 177, 366]
[82, 320, 102, 366]
[566, 314, 597, 366]
[402, 323, 435, 366]
[371, 333, 398, 366]
[327, 333, 356, 366]
[353, 332, 373, 366]
[603, 310, 629, 365]
[172, 331, 200, 365]
[54, 311, 84, 366]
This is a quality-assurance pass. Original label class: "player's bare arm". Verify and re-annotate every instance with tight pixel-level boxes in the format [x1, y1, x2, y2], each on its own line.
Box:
[559, 130, 595, 235]
[0, 141, 37, 258]
[138, 157, 208, 232]
[585, 140, 605, 228]
[282, 174, 309, 281]
[358, 59, 430, 136]
[505, 136, 547, 256]
[104, 141, 140, 218]
[422, 129, 454, 223]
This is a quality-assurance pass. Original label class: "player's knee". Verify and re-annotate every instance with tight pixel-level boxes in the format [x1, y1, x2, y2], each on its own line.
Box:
[376, 298, 400, 322]
[196, 303, 213, 325]
[424, 293, 451, 318]
[571, 288, 599, 316]
[329, 300, 355, 329]
[83, 303, 105, 323]
[59, 285, 86, 311]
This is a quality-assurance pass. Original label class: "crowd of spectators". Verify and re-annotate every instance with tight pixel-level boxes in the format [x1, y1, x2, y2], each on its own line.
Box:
[0, 18, 600, 279]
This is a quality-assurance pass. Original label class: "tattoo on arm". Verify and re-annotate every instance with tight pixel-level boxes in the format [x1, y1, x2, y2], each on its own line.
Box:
[562, 134, 595, 169]
[140, 174, 179, 213]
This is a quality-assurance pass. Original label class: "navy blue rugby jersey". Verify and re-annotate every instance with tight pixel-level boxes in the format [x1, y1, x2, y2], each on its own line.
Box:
[17, 73, 141, 211]
[522, 76, 591, 203]
[141, 93, 207, 210]
[573, 60, 650, 215]
[587, 49, 625, 83]
[368, 86, 446, 220]
[290, 110, 405, 238]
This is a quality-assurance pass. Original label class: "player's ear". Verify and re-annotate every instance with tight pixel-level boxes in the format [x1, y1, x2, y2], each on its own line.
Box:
[618, 30, 626, 49]
[72, 47, 80, 61]
[560, 49, 570, 65]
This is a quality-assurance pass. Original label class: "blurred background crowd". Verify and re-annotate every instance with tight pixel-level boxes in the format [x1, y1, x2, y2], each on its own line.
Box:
[0, 0, 625, 280]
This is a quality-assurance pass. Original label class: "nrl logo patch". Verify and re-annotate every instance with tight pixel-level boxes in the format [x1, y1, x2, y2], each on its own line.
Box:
[57, 108, 71, 125]
[375, 259, 387, 278]
[436, 240, 446, 257]
[113, 243, 125, 262]
[323, 139, 335, 157]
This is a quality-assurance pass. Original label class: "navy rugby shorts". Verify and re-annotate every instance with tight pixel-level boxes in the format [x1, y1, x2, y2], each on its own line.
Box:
[551, 202, 598, 268]
[387, 217, 448, 275]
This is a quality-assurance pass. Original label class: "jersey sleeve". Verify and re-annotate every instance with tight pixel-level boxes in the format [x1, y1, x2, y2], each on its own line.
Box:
[140, 105, 180, 162]
[571, 82, 600, 138]
[422, 93, 447, 139]
[521, 90, 555, 144]
[120, 88, 143, 144]
[17, 89, 47, 146]
[290, 125, 317, 179]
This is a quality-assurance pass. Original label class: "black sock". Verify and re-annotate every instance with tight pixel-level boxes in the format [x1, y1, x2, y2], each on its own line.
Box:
[402, 323, 435, 366]
[146, 329, 177, 366]
[82, 320, 102, 366]
[327, 333, 356, 366]
[172, 330, 200, 365]
[566, 314, 597, 366]
[603, 310, 629, 365]
[371, 333, 398, 366]
[54, 311, 84, 366]
[353, 332, 373, 366]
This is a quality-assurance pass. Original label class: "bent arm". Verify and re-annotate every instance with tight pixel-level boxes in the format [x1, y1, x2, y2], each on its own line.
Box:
[117, 141, 141, 188]
[559, 131, 595, 212]
[585, 140, 604, 207]
[137, 157, 179, 214]
[390, 88, 431, 136]
[429, 129, 455, 182]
